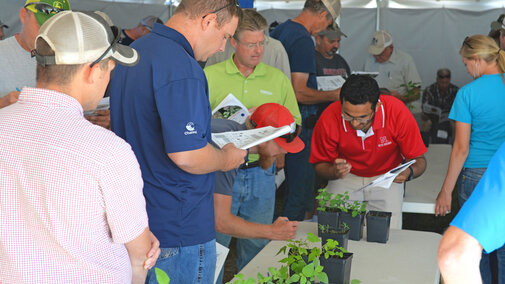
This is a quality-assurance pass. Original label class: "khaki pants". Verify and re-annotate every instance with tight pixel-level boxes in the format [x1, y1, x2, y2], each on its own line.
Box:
[327, 173, 404, 229]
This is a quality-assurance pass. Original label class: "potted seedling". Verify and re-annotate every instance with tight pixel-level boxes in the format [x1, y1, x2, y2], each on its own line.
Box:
[277, 232, 329, 284]
[316, 188, 346, 236]
[319, 222, 350, 250]
[339, 194, 367, 241]
[366, 210, 392, 243]
[320, 238, 353, 284]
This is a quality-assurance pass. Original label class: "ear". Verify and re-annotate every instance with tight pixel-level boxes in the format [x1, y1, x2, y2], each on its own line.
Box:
[375, 101, 382, 112]
[201, 13, 217, 31]
[84, 64, 103, 85]
[230, 37, 238, 49]
[19, 7, 27, 25]
[319, 10, 329, 19]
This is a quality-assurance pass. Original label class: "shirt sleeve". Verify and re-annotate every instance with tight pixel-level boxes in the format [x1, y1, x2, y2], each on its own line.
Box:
[449, 87, 472, 124]
[155, 78, 210, 153]
[310, 106, 340, 164]
[288, 37, 316, 74]
[100, 142, 149, 244]
[451, 142, 505, 253]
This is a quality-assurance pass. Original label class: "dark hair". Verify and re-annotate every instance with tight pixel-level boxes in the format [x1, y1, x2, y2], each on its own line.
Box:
[340, 75, 380, 111]
[303, 0, 333, 21]
[176, 0, 242, 27]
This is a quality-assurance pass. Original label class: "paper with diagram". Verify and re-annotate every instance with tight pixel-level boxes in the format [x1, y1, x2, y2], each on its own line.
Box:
[316, 75, 346, 91]
[354, 160, 416, 192]
[212, 93, 250, 124]
[212, 125, 291, 150]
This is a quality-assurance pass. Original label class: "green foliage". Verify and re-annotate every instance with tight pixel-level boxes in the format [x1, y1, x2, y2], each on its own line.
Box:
[351, 279, 362, 284]
[400, 81, 421, 110]
[321, 239, 348, 259]
[341, 199, 367, 217]
[316, 188, 347, 212]
[318, 222, 349, 234]
[155, 267, 170, 284]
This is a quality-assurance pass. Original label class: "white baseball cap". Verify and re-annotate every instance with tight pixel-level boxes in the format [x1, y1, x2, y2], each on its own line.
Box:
[367, 30, 393, 55]
[34, 10, 139, 67]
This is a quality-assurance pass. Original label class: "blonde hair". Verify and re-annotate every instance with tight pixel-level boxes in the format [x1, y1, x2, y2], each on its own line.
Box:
[233, 9, 267, 40]
[460, 34, 505, 84]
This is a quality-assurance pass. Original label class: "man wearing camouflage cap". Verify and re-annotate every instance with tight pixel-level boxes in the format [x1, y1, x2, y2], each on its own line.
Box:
[0, 0, 70, 108]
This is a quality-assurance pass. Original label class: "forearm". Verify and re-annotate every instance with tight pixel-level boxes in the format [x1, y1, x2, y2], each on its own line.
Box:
[402, 88, 420, 103]
[294, 85, 339, 104]
[125, 228, 152, 284]
[441, 144, 469, 194]
[314, 162, 338, 180]
[411, 156, 427, 179]
[169, 143, 242, 174]
[216, 213, 273, 239]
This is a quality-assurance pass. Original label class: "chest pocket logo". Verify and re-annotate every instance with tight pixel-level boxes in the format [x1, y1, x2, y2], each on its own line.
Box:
[378, 136, 392, 147]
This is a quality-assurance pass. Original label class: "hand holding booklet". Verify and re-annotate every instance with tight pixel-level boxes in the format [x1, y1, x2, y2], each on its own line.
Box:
[354, 160, 416, 192]
[212, 125, 292, 150]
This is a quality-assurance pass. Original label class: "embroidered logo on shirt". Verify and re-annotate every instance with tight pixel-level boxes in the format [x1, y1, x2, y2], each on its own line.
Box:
[260, 90, 272, 95]
[378, 135, 392, 147]
[184, 122, 197, 135]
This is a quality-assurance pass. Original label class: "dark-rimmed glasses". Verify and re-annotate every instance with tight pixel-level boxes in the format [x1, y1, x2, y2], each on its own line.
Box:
[341, 111, 375, 124]
[202, 0, 240, 19]
[280, 125, 300, 143]
[24, 2, 63, 15]
[438, 75, 451, 79]
[463, 36, 473, 49]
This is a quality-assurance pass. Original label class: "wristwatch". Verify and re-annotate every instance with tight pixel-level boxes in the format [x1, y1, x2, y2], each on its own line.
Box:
[407, 166, 414, 181]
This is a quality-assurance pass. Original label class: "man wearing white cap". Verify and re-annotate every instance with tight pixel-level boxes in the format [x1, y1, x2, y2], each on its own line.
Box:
[270, 0, 342, 222]
[119, 15, 163, 46]
[0, 11, 159, 283]
[364, 30, 421, 104]
[0, 19, 8, 40]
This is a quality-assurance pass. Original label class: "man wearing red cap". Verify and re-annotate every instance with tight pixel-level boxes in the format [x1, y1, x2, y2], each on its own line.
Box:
[212, 103, 302, 282]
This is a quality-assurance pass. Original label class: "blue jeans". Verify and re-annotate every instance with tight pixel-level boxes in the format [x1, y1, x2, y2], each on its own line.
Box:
[457, 168, 505, 283]
[145, 239, 216, 284]
[216, 165, 276, 283]
[282, 125, 315, 221]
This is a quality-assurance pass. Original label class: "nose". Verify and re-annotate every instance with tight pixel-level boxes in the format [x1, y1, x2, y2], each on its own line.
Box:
[350, 119, 362, 129]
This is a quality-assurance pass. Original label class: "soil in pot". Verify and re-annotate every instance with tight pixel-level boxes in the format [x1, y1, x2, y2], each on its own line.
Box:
[366, 210, 392, 243]
[320, 252, 353, 284]
[320, 226, 350, 250]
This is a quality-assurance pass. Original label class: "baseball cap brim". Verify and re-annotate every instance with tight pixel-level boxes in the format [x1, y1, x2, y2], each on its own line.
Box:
[274, 136, 305, 153]
[368, 45, 385, 55]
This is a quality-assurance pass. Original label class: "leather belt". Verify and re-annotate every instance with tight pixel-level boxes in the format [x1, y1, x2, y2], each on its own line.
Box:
[240, 161, 260, 170]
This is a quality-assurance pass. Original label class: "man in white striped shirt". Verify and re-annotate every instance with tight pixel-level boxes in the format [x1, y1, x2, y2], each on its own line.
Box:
[0, 11, 159, 283]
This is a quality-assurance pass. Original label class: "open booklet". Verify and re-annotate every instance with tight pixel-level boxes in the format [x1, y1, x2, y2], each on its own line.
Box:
[212, 125, 292, 150]
[83, 97, 109, 116]
[422, 102, 449, 123]
[351, 71, 379, 78]
[212, 94, 250, 124]
[353, 160, 416, 192]
[316, 75, 346, 91]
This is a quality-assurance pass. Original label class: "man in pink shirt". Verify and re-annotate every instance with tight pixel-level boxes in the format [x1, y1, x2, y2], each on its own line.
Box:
[0, 11, 159, 283]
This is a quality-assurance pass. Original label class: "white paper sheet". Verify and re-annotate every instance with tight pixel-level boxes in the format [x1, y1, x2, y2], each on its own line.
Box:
[212, 125, 292, 150]
[316, 75, 346, 91]
[354, 160, 416, 192]
[212, 94, 250, 124]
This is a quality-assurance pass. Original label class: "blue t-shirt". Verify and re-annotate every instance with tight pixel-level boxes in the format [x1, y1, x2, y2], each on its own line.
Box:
[270, 20, 319, 116]
[451, 141, 505, 253]
[449, 74, 505, 168]
[110, 23, 215, 247]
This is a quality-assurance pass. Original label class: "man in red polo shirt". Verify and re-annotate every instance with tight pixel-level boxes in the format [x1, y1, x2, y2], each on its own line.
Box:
[310, 74, 426, 229]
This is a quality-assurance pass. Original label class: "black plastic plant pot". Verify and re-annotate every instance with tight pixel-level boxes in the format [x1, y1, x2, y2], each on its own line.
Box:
[320, 227, 350, 250]
[340, 212, 364, 241]
[366, 210, 392, 244]
[320, 252, 353, 284]
[317, 210, 340, 236]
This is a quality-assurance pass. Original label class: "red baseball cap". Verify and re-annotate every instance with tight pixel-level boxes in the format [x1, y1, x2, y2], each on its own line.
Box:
[250, 103, 305, 153]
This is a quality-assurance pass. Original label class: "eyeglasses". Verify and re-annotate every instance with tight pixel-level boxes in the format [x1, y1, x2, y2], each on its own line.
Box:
[202, 0, 240, 19]
[463, 36, 473, 49]
[280, 125, 300, 143]
[341, 112, 374, 124]
[237, 40, 265, 49]
[90, 25, 121, 68]
[24, 2, 63, 15]
[438, 75, 451, 79]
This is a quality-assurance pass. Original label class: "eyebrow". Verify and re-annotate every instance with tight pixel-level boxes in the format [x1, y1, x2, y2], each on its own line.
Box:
[343, 111, 369, 118]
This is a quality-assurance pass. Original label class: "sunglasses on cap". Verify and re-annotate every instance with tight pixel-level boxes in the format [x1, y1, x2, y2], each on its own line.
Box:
[89, 25, 121, 68]
[279, 124, 300, 143]
[463, 36, 473, 49]
[202, 0, 240, 19]
[24, 2, 63, 15]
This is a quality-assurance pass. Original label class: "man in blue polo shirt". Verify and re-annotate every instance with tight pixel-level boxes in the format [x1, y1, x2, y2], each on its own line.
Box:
[109, 1, 245, 283]
[270, 0, 342, 221]
[438, 141, 505, 283]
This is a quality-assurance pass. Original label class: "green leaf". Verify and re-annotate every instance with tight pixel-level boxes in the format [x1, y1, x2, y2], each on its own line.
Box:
[302, 262, 315, 277]
[155, 267, 170, 284]
[351, 279, 362, 284]
[307, 232, 320, 243]
[317, 271, 329, 284]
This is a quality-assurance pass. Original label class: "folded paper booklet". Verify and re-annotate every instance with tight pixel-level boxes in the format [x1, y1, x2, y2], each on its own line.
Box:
[212, 93, 250, 124]
[316, 75, 346, 91]
[354, 160, 416, 192]
[212, 125, 291, 150]
[351, 71, 379, 78]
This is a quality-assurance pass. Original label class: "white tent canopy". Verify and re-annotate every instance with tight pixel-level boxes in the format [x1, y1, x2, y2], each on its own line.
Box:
[1, 0, 504, 90]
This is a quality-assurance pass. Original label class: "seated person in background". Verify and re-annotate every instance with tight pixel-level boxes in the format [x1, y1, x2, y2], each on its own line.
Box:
[212, 103, 301, 283]
[421, 68, 459, 144]
[0, 11, 159, 283]
[310, 75, 427, 229]
[118, 15, 163, 46]
[364, 30, 422, 104]
[438, 141, 505, 284]
[488, 14, 505, 48]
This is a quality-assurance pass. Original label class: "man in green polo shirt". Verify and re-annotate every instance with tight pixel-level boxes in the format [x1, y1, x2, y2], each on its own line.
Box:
[204, 9, 301, 273]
